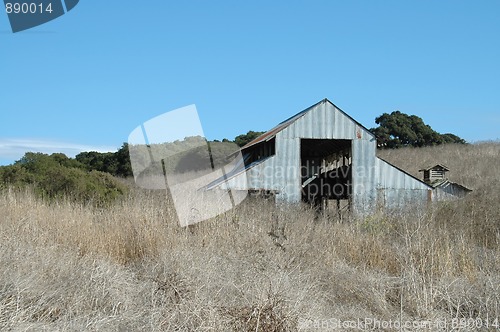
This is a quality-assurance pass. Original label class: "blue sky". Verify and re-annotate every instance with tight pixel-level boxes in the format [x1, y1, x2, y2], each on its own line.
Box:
[1, 1, 499, 165]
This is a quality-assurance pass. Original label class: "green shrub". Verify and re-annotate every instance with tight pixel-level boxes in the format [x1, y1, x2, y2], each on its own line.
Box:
[0, 152, 127, 205]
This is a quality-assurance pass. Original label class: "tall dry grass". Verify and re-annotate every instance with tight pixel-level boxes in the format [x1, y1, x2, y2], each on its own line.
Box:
[0, 143, 499, 331]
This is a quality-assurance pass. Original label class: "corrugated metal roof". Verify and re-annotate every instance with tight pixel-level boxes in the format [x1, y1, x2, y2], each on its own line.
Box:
[427, 179, 472, 191]
[205, 153, 271, 190]
[241, 98, 375, 150]
[239, 105, 313, 150]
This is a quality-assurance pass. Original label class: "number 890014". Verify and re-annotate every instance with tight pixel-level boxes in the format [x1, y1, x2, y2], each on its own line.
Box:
[5, 2, 54, 14]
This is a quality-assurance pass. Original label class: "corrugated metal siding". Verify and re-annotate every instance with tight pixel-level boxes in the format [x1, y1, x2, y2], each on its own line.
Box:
[275, 136, 301, 202]
[352, 139, 377, 214]
[375, 158, 431, 190]
[279, 101, 374, 140]
[270, 101, 379, 206]
[224, 137, 302, 202]
[379, 189, 429, 209]
[219, 156, 277, 190]
[432, 188, 457, 201]
[375, 158, 431, 209]
[433, 182, 470, 200]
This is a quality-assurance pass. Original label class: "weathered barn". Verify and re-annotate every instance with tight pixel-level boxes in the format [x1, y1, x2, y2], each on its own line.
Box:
[208, 99, 467, 214]
[420, 165, 472, 200]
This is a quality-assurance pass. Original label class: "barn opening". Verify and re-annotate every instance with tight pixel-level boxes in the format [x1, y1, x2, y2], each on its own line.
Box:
[244, 138, 276, 165]
[300, 139, 352, 212]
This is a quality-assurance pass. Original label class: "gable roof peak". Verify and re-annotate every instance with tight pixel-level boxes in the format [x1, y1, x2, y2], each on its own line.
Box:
[241, 98, 374, 150]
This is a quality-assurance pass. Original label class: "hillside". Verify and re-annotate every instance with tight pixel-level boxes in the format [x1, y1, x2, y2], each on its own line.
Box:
[0, 143, 498, 331]
[378, 142, 499, 191]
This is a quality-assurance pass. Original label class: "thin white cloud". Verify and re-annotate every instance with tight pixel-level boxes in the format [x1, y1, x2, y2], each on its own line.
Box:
[0, 138, 117, 165]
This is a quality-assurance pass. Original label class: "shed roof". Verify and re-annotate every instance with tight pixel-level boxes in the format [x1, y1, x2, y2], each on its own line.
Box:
[431, 179, 472, 192]
[205, 153, 270, 190]
[419, 164, 450, 172]
[241, 98, 375, 150]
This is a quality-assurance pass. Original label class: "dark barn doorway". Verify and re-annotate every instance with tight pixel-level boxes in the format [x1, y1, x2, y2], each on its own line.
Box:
[300, 139, 352, 214]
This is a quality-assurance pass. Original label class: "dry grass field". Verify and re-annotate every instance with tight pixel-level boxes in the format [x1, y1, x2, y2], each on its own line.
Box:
[0, 143, 499, 331]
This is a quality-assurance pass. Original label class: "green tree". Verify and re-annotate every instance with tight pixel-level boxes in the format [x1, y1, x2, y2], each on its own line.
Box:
[1, 152, 127, 205]
[370, 111, 466, 148]
[75, 143, 132, 178]
[234, 131, 265, 147]
[441, 133, 467, 144]
[114, 143, 133, 177]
